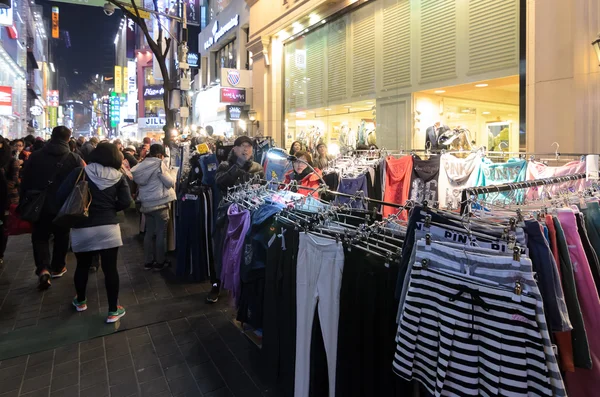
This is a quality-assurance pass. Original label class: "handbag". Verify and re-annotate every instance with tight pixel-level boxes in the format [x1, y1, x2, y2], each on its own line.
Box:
[53, 168, 92, 228]
[17, 152, 72, 223]
[6, 203, 32, 236]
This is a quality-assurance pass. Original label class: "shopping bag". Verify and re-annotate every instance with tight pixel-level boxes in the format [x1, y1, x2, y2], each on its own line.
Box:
[53, 168, 91, 228]
[7, 204, 32, 235]
[17, 189, 47, 223]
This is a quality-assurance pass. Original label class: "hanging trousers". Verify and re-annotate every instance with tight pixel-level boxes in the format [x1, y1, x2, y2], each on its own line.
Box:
[558, 209, 600, 397]
[295, 233, 344, 397]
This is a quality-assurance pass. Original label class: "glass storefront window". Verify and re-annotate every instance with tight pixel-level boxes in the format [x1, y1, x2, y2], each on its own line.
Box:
[144, 99, 164, 117]
[214, 40, 237, 80]
[144, 67, 157, 85]
[283, 0, 521, 154]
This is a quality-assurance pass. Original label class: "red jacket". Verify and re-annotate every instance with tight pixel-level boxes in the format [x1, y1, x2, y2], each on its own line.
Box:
[283, 169, 322, 197]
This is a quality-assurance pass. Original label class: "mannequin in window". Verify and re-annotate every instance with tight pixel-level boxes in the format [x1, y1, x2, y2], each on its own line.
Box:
[425, 121, 450, 151]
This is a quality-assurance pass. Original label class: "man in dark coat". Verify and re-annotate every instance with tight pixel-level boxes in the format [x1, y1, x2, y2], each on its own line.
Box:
[20, 126, 84, 289]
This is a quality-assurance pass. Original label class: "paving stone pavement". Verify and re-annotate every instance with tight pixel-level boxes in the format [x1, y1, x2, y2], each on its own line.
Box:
[0, 213, 273, 397]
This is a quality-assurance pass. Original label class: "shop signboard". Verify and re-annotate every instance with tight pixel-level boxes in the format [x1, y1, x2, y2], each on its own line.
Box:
[0, 0, 12, 27]
[47, 90, 59, 107]
[138, 117, 166, 131]
[30, 106, 43, 116]
[127, 60, 137, 118]
[144, 85, 165, 99]
[187, 52, 199, 68]
[114, 66, 123, 94]
[220, 68, 252, 88]
[51, 7, 59, 39]
[220, 88, 245, 103]
[225, 105, 247, 122]
[126, 18, 136, 59]
[186, 0, 199, 26]
[204, 14, 239, 50]
[110, 92, 120, 128]
[0, 86, 12, 116]
[48, 107, 58, 128]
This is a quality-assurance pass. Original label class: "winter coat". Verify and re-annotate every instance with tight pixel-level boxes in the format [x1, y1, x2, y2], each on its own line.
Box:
[20, 139, 83, 215]
[215, 150, 265, 194]
[131, 157, 176, 212]
[57, 164, 132, 229]
[283, 169, 322, 197]
[79, 142, 96, 163]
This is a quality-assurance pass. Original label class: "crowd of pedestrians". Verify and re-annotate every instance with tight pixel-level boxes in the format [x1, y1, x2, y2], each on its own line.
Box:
[0, 128, 176, 323]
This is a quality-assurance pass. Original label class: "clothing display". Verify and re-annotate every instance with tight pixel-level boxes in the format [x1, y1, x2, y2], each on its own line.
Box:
[437, 152, 483, 209]
[382, 155, 413, 217]
[409, 156, 440, 205]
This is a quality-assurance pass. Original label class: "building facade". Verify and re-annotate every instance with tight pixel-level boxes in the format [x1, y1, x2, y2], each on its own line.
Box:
[193, 0, 253, 137]
[246, 0, 600, 154]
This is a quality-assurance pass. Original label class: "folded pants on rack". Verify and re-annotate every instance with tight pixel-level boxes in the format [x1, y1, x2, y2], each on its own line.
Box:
[176, 194, 211, 281]
[552, 217, 592, 370]
[295, 233, 344, 397]
[394, 264, 553, 397]
[336, 249, 408, 397]
[210, 202, 230, 285]
[262, 223, 299, 396]
[557, 209, 600, 397]
[335, 174, 368, 209]
[525, 220, 573, 332]
[399, 238, 566, 397]
[575, 212, 600, 297]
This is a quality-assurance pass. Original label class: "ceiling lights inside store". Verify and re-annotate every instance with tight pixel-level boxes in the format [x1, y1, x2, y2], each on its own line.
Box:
[434, 90, 446, 94]
[475, 83, 488, 87]
[482, 111, 491, 115]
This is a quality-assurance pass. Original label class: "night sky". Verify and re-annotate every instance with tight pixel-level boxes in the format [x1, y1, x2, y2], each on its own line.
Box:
[40, 0, 122, 96]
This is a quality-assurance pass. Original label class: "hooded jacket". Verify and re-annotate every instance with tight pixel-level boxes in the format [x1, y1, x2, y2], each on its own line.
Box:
[283, 168, 322, 197]
[20, 139, 83, 215]
[215, 150, 265, 194]
[131, 157, 176, 211]
[57, 164, 132, 228]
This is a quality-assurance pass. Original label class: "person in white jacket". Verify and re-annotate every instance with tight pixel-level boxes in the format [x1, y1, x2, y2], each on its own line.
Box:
[131, 144, 176, 270]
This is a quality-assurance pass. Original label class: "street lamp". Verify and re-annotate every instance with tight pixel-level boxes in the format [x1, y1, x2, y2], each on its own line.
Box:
[593, 35, 600, 66]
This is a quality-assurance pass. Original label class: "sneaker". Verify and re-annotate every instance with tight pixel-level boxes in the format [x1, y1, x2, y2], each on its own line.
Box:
[72, 297, 87, 312]
[206, 283, 220, 303]
[38, 270, 51, 290]
[106, 306, 126, 323]
[153, 261, 171, 272]
[144, 262, 155, 270]
[51, 267, 67, 278]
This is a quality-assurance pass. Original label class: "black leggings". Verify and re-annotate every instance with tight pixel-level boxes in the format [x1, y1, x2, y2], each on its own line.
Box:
[74, 247, 120, 312]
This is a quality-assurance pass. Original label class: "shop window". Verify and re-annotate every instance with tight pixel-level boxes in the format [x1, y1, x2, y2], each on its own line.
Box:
[214, 39, 237, 81]
[282, 0, 520, 153]
[144, 67, 157, 85]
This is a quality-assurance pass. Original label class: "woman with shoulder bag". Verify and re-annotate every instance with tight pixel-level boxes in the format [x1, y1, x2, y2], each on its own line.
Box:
[57, 143, 132, 323]
[131, 144, 176, 271]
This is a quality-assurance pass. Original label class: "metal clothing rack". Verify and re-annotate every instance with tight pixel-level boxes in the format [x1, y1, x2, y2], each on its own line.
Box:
[459, 173, 588, 214]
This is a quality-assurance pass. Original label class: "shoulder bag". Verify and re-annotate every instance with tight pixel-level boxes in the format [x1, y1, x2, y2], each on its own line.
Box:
[53, 167, 92, 228]
[17, 152, 72, 223]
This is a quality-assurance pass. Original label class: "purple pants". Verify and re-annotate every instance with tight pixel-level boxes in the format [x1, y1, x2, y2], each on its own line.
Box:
[558, 208, 600, 397]
[220, 204, 251, 304]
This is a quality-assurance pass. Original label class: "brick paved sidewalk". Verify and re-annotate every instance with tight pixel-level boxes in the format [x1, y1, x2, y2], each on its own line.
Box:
[0, 214, 272, 397]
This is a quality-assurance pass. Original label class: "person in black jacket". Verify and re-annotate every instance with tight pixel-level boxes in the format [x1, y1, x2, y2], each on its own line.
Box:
[20, 126, 84, 290]
[79, 137, 98, 163]
[57, 143, 132, 323]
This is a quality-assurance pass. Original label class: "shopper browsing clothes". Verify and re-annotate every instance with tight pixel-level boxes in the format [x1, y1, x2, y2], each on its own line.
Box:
[57, 143, 132, 323]
[20, 126, 84, 290]
[208, 136, 265, 303]
[283, 150, 323, 197]
[131, 144, 176, 271]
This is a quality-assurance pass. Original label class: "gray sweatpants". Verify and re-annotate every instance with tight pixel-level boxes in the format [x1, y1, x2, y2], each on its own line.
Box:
[144, 208, 169, 265]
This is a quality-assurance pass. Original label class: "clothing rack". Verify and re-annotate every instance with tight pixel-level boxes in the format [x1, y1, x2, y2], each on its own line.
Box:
[459, 173, 588, 214]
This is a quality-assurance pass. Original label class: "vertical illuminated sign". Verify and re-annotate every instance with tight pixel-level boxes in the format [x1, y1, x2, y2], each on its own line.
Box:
[114, 66, 123, 94]
[51, 7, 59, 39]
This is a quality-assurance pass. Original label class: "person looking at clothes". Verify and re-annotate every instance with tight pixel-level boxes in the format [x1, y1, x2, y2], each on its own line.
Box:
[57, 143, 132, 323]
[289, 140, 304, 156]
[131, 144, 176, 271]
[314, 143, 334, 171]
[209, 136, 265, 304]
[283, 150, 322, 196]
